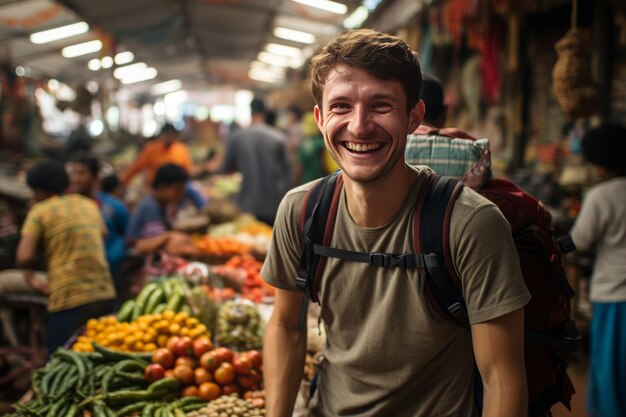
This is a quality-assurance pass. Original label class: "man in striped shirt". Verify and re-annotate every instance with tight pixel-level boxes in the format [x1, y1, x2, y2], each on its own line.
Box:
[16, 161, 116, 353]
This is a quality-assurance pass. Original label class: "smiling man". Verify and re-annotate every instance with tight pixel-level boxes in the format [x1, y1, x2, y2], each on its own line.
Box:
[261, 29, 530, 417]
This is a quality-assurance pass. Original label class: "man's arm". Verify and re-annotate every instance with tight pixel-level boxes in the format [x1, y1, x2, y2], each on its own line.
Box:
[16, 234, 37, 269]
[122, 146, 149, 183]
[131, 232, 172, 255]
[16, 234, 49, 294]
[264, 288, 307, 417]
[472, 308, 527, 417]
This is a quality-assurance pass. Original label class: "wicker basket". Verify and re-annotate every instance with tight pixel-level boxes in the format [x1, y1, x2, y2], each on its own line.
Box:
[551, 28, 599, 119]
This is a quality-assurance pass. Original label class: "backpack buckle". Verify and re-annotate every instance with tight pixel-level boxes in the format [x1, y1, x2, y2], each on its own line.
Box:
[370, 253, 405, 268]
[296, 276, 308, 292]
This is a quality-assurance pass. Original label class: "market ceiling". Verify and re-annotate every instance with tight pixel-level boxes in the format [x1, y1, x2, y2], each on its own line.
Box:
[0, 0, 370, 93]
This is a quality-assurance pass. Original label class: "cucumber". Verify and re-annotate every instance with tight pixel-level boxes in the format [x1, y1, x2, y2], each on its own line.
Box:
[161, 280, 173, 301]
[153, 303, 167, 314]
[144, 288, 165, 314]
[170, 396, 203, 408]
[105, 390, 152, 405]
[114, 359, 149, 372]
[56, 349, 87, 382]
[93, 343, 153, 362]
[140, 403, 157, 417]
[115, 401, 148, 417]
[147, 378, 181, 393]
[133, 283, 160, 320]
[164, 292, 183, 312]
[117, 300, 136, 322]
[180, 403, 207, 412]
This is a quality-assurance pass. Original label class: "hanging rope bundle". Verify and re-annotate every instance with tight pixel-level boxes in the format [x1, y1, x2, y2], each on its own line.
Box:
[551, 0, 599, 119]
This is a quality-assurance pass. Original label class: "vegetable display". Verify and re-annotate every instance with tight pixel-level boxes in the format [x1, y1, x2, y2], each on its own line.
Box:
[186, 394, 265, 417]
[2, 347, 204, 417]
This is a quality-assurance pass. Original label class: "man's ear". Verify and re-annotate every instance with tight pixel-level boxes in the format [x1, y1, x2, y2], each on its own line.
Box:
[314, 105, 324, 134]
[408, 100, 425, 133]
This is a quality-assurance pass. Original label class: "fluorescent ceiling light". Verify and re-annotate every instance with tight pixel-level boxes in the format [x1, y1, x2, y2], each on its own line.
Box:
[344, 5, 369, 28]
[258, 51, 292, 68]
[248, 69, 283, 83]
[88, 58, 101, 71]
[266, 43, 302, 58]
[61, 40, 102, 58]
[114, 51, 134, 65]
[250, 61, 285, 74]
[30, 22, 89, 44]
[273, 27, 316, 44]
[113, 62, 147, 79]
[292, 0, 348, 15]
[151, 79, 182, 95]
[121, 67, 158, 84]
[101, 56, 113, 69]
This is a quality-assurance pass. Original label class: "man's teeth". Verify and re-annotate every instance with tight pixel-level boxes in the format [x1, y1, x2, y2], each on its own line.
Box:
[345, 142, 382, 152]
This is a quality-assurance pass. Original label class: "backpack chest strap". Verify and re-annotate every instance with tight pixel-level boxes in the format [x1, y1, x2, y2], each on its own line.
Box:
[312, 243, 434, 269]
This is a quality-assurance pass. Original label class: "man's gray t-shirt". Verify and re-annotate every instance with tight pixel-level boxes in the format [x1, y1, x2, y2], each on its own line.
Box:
[222, 124, 290, 221]
[261, 166, 530, 416]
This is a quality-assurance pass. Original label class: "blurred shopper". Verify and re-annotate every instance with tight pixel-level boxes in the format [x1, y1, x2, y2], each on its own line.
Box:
[220, 98, 290, 225]
[17, 161, 116, 353]
[122, 123, 193, 186]
[409, 74, 475, 139]
[570, 123, 626, 417]
[126, 164, 196, 256]
[285, 105, 304, 160]
[66, 158, 130, 295]
[97, 175, 130, 294]
[262, 29, 529, 417]
[294, 112, 327, 185]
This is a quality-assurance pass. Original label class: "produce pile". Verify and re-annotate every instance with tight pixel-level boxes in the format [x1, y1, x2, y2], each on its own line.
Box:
[209, 255, 274, 303]
[72, 311, 209, 354]
[145, 337, 264, 401]
[193, 236, 252, 257]
[187, 394, 265, 417]
[2, 345, 206, 417]
[215, 300, 263, 351]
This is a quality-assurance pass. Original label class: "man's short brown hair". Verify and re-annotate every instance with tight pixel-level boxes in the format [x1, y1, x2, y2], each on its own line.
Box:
[310, 29, 422, 112]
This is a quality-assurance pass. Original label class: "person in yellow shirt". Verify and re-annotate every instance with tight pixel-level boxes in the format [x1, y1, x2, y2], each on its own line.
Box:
[17, 161, 116, 353]
[122, 123, 193, 186]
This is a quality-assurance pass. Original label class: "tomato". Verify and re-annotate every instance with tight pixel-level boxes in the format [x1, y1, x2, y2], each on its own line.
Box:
[237, 375, 256, 390]
[173, 365, 194, 386]
[173, 337, 194, 357]
[175, 356, 198, 368]
[232, 356, 253, 375]
[144, 363, 165, 382]
[200, 351, 221, 372]
[152, 348, 175, 369]
[164, 369, 176, 379]
[194, 367, 213, 385]
[222, 383, 240, 395]
[214, 363, 235, 385]
[166, 336, 181, 353]
[181, 385, 199, 397]
[192, 338, 212, 358]
[214, 347, 234, 363]
[246, 350, 263, 369]
[198, 382, 221, 401]
[249, 369, 262, 384]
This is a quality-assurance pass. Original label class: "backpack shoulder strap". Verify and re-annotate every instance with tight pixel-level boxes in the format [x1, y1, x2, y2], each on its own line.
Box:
[297, 172, 343, 303]
[414, 175, 469, 326]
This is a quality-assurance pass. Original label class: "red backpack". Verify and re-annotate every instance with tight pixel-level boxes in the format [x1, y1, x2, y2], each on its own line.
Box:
[297, 171, 580, 417]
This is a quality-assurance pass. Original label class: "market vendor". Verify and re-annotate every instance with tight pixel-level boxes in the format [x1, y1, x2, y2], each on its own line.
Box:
[16, 160, 116, 353]
[122, 123, 193, 186]
[126, 163, 198, 256]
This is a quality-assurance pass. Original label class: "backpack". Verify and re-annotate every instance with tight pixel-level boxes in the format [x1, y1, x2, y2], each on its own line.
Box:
[296, 171, 580, 417]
